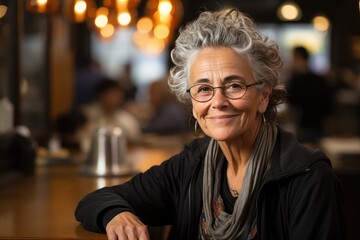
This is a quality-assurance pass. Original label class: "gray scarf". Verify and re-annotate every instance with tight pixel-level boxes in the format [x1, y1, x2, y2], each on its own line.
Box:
[202, 122, 278, 239]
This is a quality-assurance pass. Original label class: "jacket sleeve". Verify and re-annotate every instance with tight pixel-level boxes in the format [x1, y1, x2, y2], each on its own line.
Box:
[289, 160, 346, 239]
[74, 141, 201, 233]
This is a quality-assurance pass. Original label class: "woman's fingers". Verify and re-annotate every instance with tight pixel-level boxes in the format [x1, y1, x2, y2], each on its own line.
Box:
[106, 212, 150, 240]
[107, 230, 119, 240]
[138, 228, 150, 240]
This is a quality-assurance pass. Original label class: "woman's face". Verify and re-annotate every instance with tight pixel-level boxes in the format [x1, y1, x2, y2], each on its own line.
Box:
[190, 47, 271, 142]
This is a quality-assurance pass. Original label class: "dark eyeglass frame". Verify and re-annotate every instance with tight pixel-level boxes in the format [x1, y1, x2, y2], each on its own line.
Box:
[186, 81, 264, 103]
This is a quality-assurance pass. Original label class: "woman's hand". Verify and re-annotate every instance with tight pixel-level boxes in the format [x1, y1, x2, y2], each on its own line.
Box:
[106, 211, 150, 240]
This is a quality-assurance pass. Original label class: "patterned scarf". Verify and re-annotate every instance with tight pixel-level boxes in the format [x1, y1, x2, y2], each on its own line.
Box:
[200, 122, 277, 239]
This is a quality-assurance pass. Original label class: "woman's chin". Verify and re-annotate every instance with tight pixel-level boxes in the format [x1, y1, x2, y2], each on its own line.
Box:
[205, 130, 236, 142]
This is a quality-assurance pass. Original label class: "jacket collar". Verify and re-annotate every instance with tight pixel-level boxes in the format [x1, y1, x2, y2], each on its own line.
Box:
[265, 127, 331, 182]
[193, 127, 331, 181]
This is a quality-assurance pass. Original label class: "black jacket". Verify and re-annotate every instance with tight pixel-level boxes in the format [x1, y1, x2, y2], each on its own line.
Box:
[75, 127, 346, 239]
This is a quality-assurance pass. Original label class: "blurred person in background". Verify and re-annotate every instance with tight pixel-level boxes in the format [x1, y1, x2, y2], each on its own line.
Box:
[80, 78, 141, 153]
[55, 108, 87, 153]
[74, 59, 104, 106]
[142, 78, 190, 135]
[286, 46, 333, 143]
[121, 63, 138, 102]
[75, 9, 345, 240]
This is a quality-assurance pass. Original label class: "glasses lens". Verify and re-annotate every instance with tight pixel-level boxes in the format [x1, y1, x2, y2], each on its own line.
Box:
[224, 82, 246, 99]
[190, 84, 213, 102]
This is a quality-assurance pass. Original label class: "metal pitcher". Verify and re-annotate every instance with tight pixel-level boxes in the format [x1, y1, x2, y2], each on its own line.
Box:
[79, 126, 134, 177]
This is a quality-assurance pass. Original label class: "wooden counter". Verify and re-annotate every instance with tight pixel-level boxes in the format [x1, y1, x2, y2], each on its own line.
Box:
[0, 144, 182, 239]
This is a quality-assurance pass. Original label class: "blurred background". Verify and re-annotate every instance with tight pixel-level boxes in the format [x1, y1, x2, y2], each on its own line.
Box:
[0, 0, 359, 238]
[0, 0, 359, 141]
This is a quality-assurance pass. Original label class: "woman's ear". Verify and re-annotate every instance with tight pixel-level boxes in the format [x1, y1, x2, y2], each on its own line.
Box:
[258, 86, 272, 113]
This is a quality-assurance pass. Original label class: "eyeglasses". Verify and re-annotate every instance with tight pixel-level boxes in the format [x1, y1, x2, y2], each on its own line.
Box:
[186, 81, 264, 103]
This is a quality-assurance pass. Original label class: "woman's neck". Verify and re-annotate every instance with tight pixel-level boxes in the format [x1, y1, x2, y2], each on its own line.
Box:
[218, 119, 262, 175]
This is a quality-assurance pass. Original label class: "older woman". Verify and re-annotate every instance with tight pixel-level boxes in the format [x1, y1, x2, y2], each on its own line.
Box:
[75, 9, 345, 240]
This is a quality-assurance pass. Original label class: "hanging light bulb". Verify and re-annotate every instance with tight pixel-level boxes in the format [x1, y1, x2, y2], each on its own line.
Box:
[64, 0, 96, 23]
[94, 7, 109, 28]
[277, 1, 302, 21]
[26, 0, 60, 13]
[158, 0, 172, 15]
[117, 11, 131, 26]
[312, 14, 331, 32]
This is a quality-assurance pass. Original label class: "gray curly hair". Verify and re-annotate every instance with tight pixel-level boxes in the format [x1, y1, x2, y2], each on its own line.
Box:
[168, 8, 286, 122]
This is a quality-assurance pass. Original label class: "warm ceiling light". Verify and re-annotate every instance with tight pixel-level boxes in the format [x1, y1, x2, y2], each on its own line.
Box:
[158, 0, 172, 15]
[104, 0, 140, 9]
[0, 5, 7, 18]
[277, 1, 302, 21]
[95, 8, 109, 28]
[137, 17, 153, 33]
[64, 0, 96, 23]
[36, 0, 47, 9]
[96, 7, 109, 17]
[154, 24, 169, 39]
[312, 15, 330, 32]
[26, 0, 60, 13]
[95, 15, 108, 28]
[116, 0, 128, 9]
[74, 0, 87, 14]
[102, 0, 140, 28]
[118, 11, 131, 26]
[73, 0, 87, 22]
[100, 24, 115, 38]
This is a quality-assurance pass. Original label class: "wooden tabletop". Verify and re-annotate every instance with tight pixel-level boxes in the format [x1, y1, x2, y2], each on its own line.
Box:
[0, 144, 182, 239]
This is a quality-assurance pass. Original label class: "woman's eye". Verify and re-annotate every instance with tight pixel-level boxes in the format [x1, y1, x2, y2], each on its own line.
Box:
[228, 83, 244, 89]
[198, 85, 212, 93]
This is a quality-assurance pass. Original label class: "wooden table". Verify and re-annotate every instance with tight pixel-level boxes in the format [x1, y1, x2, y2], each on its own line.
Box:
[0, 144, 182, 239]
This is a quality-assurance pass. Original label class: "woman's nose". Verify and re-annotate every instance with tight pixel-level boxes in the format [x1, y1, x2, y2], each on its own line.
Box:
[211, 88, 228, 108]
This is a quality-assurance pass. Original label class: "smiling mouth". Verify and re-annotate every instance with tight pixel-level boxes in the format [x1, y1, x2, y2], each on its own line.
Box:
[205, 114, 240, 120]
